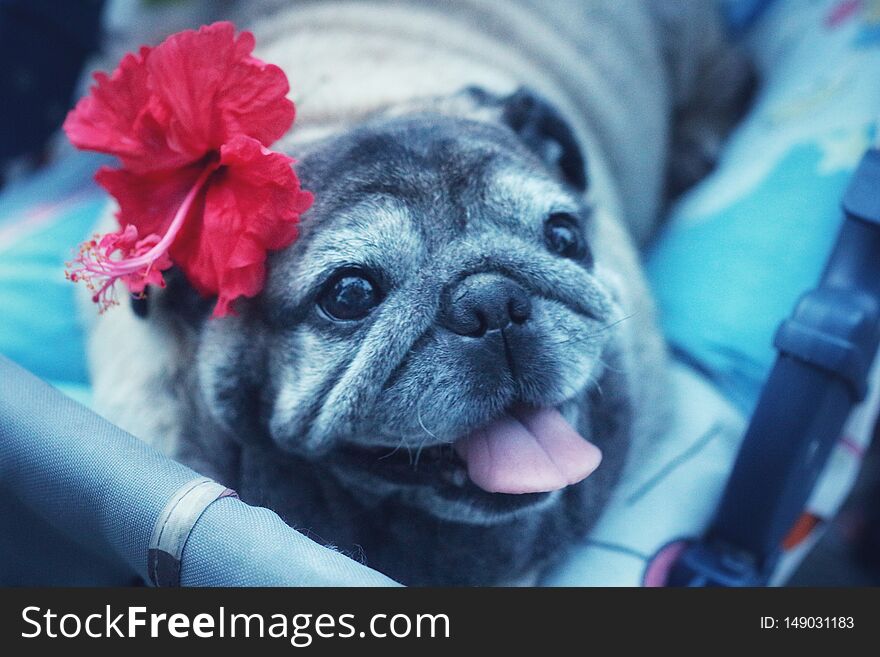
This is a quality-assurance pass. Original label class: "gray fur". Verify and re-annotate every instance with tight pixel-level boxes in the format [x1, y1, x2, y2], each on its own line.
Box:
[145, 112, 646, 585]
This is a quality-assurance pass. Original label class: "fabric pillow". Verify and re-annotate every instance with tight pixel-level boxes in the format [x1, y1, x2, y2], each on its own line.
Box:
[647, 0, 880, 414]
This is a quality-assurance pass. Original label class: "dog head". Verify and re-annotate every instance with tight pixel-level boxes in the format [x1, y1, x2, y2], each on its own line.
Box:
[181, 87, 625, 523]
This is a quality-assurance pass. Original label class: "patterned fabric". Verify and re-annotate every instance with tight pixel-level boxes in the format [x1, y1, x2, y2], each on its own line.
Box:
[546, 0, 880, 585]
[543, 362, 747, 585]
[649, 0, 880, 415]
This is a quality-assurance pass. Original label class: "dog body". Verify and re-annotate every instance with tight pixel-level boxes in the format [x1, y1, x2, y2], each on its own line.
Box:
[84, 1, 750, 584]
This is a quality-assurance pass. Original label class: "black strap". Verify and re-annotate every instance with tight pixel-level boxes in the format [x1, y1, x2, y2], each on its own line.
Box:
[669, 149, 880, 586]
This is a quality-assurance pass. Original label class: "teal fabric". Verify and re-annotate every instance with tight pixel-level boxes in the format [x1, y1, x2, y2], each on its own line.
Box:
[0, 152, 108, 392]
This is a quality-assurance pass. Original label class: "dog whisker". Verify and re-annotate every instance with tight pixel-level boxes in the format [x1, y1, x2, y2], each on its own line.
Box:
[378, 434, 410, 461]
[597, 355, 625, 375]
[417, 398, 439, 441]
[594, 312, 636, 335]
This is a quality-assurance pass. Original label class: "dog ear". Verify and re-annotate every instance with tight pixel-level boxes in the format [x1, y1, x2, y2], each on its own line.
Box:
[467, 86, 588, 191]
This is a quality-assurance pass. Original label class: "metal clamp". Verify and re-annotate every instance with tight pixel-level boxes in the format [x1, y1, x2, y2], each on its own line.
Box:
[147, 477, 237, 587]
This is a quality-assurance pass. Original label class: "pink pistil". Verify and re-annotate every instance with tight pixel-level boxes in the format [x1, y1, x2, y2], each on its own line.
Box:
[66, 163, 218, 312]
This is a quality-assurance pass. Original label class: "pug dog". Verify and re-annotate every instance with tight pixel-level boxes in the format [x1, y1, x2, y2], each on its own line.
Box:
[84, 0, 752, 585]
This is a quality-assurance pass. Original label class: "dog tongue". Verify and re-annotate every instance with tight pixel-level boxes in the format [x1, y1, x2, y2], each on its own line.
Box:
[454, 407, 602, 494]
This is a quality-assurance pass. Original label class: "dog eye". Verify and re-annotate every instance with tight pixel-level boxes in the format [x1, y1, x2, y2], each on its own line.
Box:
[318, 270, 383, 321]
[543, 212, 587, 260]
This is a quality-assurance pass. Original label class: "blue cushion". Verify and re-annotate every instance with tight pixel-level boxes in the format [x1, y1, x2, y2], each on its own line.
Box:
[647, 0, 880, 413]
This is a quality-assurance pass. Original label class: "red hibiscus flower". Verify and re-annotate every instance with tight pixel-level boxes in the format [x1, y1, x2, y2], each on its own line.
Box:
[64, 21, 313, 317]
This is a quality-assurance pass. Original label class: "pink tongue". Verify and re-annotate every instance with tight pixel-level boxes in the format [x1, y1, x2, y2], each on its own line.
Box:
[454, 407, 602, 494]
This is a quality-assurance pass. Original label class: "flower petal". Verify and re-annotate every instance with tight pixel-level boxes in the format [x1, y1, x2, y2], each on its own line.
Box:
[172, 135, 312, 316]
[64, 21, 295, 175]
[64, 21, 310, 316]
[217, 56, 296, 148]
[96, 163, 205, 238]
[63, 48, 150, 155]
[146, 22, 295, 155]
[63, 47, 195, 173]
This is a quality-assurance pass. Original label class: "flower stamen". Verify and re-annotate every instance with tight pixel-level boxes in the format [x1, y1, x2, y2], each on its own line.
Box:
[66, 163, 218, 312]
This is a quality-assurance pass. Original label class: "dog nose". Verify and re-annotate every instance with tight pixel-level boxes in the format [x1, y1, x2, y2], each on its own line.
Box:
[440, 273, 532, 337]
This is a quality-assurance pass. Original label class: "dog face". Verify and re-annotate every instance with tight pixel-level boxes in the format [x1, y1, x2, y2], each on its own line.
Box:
[192, 89, 623, 524]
